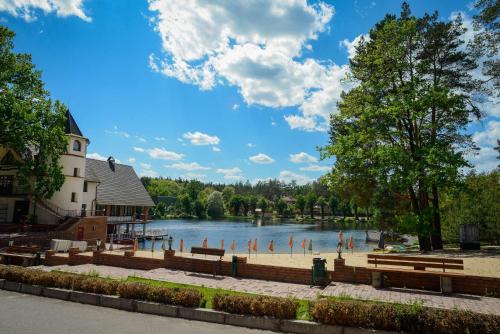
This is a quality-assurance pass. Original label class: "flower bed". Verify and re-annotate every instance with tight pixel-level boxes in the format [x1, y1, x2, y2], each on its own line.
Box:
[213, 293, 298, 319]
[311, 298, 500, 334]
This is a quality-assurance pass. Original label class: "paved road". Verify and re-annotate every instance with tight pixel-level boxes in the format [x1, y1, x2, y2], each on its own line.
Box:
[0, 290, 271, 334]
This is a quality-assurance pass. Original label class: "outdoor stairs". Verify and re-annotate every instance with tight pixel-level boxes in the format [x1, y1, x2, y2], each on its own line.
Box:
[54, 217, 81, 232]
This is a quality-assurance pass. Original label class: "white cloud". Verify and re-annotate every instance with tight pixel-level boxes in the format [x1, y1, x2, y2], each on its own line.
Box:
[139, 169, 159, 177]
[166, 162, 210, 171]
[106, 126, 130, 138]
[468, 147, 498, 172]
[278, 170, 313, 185]
[128, 157, 136, 164]
[136, 136, 147, 143]
[216, 167, 244, 180]
[148, 147, 184, 161]
[289, 152, 318, 163]
[339, 33, 369, 59]
[271, 121, 277, 126]
[140, 163, 152, 170]
[155, 136, 166, 141]
[247, 143, 255, 148]
[86, 152, 106, 161]
[133, 147, 145, 152]
[232, 104, 239, 110]
[299, 164, 330, 172]
[148, 0, 343, 131]
[182, 172, 206, 180]
[182, 131, 220, 146]
[212, 146, 221, 152]
[0, 0, 91, 22]
[249, 153, 275, 164]
[473, 120, 500, 147]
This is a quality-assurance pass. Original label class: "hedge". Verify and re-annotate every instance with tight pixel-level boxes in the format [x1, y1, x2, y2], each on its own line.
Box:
[311, 299, 500, 334]
[0, 265, 201, 307]
[213, 294, 298, 319]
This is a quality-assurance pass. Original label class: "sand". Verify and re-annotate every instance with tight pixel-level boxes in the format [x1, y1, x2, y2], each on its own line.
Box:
[129, 247, 500, 278]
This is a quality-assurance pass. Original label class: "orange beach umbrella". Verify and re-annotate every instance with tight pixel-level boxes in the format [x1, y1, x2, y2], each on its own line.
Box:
[179, 239, 184, 253]
[301, 238, 306, 256]
[202, 237, 208, 248]
[221, 239, 225, 250]
[268, 240, 274, 254]
[230, 240, 235, 254]
[289, 235, 293, 256]
[252, 239, 258, 255]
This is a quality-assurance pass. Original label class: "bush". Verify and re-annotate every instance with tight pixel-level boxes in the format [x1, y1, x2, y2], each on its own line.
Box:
[310, 299, 500, 334]
[117, 282, 202, 307]
[213, 294, 298, 319]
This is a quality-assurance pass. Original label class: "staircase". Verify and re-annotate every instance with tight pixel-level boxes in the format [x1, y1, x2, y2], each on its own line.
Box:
[54, 217, 81, 232]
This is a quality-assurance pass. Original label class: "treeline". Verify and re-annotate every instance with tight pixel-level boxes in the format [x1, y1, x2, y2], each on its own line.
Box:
[140, 177, 366, 220]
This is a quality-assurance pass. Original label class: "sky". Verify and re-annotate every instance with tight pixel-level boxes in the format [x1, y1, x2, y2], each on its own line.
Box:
[1, 0, 498, 184]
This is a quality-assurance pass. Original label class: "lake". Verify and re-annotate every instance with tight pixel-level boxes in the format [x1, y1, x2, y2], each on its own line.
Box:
[131, 219, 376, 254]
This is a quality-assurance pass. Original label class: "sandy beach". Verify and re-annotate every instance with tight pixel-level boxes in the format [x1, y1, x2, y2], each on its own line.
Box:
[129, 247, 500, 278]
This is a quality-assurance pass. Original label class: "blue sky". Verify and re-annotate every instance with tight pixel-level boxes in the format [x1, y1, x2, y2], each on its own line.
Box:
[1, 0, 498, 183]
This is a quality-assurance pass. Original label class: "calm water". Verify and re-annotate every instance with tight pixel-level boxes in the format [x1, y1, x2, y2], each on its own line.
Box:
[130, 219, 375, 254]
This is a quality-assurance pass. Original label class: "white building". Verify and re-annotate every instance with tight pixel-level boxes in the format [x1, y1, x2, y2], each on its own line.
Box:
[0, 111, 154, 232]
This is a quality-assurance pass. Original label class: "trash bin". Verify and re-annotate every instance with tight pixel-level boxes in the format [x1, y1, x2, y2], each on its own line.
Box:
[231, 255, 238, 277]
[311, 257, 327, 286]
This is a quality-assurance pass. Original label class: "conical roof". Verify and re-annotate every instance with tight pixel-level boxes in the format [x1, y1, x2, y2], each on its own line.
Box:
[64, 110, 84, 137]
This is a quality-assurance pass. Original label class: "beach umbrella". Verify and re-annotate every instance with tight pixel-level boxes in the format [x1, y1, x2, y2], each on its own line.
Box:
[202, 237, 208, 249]
[133, 238, 138, 252]
[301, 238, 306, 256]
[247, 239, 251, 257]
[221, 239, 225, 250]
[268, 240, 274, 255]
[179, 239, 184, 254]
[230, 240, 235, 255]
[348, 235, 354, 254]
[252, 239, 258, 256]
[308, 239, 313, 255]
[289, 235, 293, 256]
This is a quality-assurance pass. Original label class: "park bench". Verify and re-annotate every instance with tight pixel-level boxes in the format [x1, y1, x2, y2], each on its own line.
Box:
[0, 245, 41, 267]
[190, 247, 225, 277]
[367, 254, 464, 293]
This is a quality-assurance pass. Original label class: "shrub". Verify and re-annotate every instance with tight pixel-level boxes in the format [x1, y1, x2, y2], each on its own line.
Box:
[310, 299, 500, 334]
[213, 294, 298, 319]
[117, 283, 202, 308]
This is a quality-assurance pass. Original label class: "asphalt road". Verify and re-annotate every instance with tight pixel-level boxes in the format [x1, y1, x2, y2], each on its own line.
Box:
[0, 290, 272, 334]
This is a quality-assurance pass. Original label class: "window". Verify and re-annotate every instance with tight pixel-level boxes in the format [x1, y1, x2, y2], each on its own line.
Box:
[0, 175, 14, 195]
[73, 168, 79, 177]
[71, 192, 77, 203]
[73, 140, 82, 152]
[83, 181, 88, 192]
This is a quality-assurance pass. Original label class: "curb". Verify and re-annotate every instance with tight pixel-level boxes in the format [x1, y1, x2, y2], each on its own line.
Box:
[0, 281, 394, 333]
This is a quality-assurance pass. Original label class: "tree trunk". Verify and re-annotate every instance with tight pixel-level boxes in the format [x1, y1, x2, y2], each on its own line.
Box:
[430, 184, 443, 250]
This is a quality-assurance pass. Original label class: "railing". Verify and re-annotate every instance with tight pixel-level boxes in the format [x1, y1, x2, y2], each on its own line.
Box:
[40, 201, 79, 218]
[107, 216, 136, 223]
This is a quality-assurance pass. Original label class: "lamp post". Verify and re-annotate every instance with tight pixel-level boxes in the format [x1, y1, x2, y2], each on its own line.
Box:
[168, 236, 173, 251]
[336, 242, 343, 259]
[96, 239, 102, 252]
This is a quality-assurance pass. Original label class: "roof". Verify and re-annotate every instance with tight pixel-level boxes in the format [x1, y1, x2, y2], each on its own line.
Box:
[65, 110, 84, 137]
[85, 158, 154, 207]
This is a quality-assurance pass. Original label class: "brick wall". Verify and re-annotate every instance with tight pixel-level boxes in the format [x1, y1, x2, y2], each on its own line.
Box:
[331, 258, 371, 284]
[62, 216, 107, 244]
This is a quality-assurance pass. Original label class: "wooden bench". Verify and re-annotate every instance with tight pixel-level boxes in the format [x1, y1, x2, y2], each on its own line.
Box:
[368, 254, 464, 293]
[190, 247, 225, 277]
[0, 245, 41, 267]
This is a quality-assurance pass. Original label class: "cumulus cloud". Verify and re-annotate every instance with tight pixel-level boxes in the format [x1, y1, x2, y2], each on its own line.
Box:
[148, 147, 184, 160]
[166, 162, 210, 171]
[278, 170, 313, 185]
[232, 104, 239, 110]
[140, 163, 152, 170]
[247, 143, 255, 148]
[182, 172, 206, 180]
[289, 152, 318, 163]
[0, 0, 91, 22]
[249, 153, 275, 164]
[106, 126, 130, 138]
[133, 147, 145, 152]
[139, 169, 159, 177]
[299, 164, 330, 172]
[339, 33, 369, 59]
[148, 0, 348, 131]
[216, 167, 244, 180]
[155, 137, 166, 141]
[467, 147, 498, 172]
[473, 120, 500, 147]
[86, 152, 106, 161]
[128, 157, 136, 164]
[212, 147, 221, 152]
[182, 131, 220, 146]
[136, 136, 147, 143]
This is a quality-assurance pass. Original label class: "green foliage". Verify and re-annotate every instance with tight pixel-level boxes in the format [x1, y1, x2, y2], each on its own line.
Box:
[296, 195, 306, 217]
[258, 197, 268, 214]
[179, 194, 192, 215]
[306, 192, 317, 218]
[193, 199, 206, 219]
[229, 195, 243, 216]
[206, 191, 225, 218]
[317, 196, 326, 219]
[0, 26, 68, 206]
[276, 199, 288, 216]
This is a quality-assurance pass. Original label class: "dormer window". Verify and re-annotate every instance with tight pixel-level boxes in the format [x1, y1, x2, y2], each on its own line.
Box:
[73, 140, 82, 152]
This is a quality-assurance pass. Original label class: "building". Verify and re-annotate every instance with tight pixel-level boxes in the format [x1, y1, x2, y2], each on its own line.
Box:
[0, 111, 154, 238]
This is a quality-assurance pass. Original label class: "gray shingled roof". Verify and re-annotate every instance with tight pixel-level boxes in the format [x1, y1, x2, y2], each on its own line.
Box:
[85, 158, 154, 207]
[65, 110, 84, 137]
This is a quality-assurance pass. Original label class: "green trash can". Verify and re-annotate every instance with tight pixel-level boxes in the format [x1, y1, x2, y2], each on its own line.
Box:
[231, 255, 238, 277]
[311, 258, 327, 286]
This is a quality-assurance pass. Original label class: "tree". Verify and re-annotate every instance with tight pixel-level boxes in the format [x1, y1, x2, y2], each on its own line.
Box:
[258, 198, 268, 215]
[306, 193, 317, 219]
[328, 196, 338, 217]
[317, 196, 326, 219]
[229, 195, 243, 216]
[276, 199, 287, 216]
[296, 195, 306, 217]
[207, 191, 225, 218]
[496, 139, 500, 169]
[249, 196, 258, 215]
[179, 194, 192, 215]
[241, 196, 249, 216]
[0, 26, 68, 219]
[322, 4, 481, 250]
[222, 186, 235, 206]
[193, 199, 206, 219]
